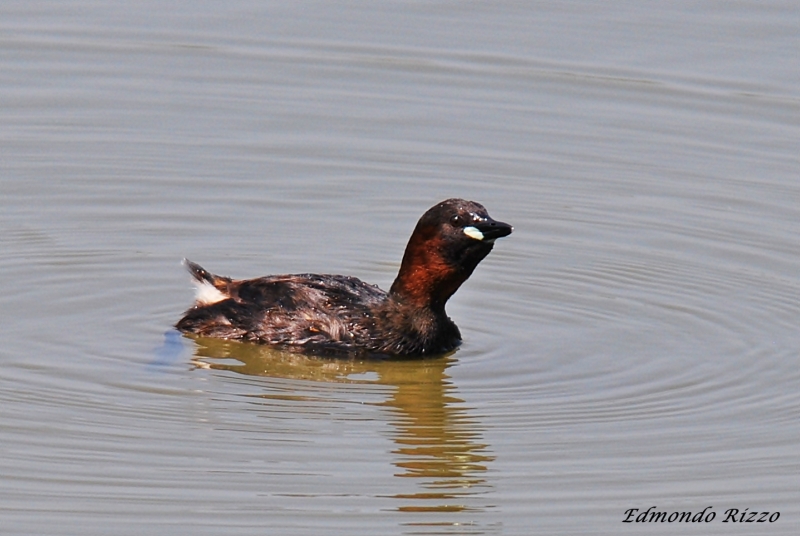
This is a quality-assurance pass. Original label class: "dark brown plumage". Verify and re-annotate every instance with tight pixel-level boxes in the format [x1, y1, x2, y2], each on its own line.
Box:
[176, 198, 512, 357]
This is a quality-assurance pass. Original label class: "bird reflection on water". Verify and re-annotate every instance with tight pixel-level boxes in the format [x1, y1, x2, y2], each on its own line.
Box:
[189, 336, 495, 515]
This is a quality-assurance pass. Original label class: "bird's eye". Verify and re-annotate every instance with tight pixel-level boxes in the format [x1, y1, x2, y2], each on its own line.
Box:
[451, 214, 464, 226]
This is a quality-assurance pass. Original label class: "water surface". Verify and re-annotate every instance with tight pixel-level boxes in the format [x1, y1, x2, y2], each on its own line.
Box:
[1, 1, 799, 535]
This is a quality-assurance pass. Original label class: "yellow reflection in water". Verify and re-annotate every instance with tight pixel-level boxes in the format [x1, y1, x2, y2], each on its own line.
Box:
[190, 337, 494, 515]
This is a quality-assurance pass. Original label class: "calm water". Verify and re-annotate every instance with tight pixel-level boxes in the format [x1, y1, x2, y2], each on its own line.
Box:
[2, 1, 799, 535]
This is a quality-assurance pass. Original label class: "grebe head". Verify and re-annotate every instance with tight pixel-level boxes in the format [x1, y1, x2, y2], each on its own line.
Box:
[389, 199, 512, 308]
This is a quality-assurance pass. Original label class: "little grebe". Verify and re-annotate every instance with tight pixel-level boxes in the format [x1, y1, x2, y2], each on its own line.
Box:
[176, 198, 512, 357]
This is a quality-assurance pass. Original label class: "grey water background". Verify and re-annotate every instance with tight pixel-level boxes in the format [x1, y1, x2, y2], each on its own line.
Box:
[2, 1, 799, 534]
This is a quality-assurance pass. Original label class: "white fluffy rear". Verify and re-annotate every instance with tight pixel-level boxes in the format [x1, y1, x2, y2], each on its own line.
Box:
[193, 280, 228, 305]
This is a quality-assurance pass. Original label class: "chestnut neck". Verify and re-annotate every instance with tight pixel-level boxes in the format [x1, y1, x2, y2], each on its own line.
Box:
[389, 227, 470, 311]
